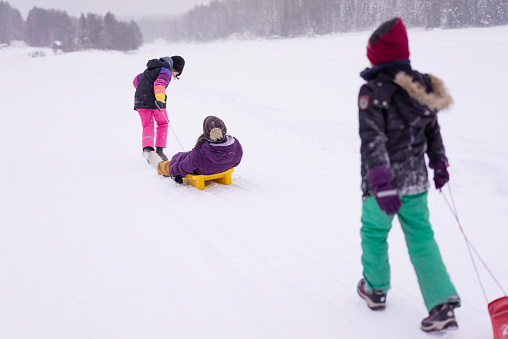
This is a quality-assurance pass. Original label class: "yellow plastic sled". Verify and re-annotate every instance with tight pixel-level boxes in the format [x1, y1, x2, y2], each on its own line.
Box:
[183, 168, 234, 190]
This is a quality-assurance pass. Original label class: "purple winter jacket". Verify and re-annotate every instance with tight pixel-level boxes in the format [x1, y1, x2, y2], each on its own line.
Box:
[169, 135, 243, 177]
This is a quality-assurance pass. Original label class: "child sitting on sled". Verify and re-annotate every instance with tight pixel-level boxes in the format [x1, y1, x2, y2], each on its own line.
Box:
[146, 116, 243, 183]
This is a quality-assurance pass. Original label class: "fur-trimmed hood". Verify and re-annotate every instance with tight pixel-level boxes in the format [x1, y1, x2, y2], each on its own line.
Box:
[394, 72, 453, 112]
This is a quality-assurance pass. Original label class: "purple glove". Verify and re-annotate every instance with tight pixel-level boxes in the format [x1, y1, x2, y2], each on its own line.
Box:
[429, 157, 449, 190]
[368, 166, 401, 215]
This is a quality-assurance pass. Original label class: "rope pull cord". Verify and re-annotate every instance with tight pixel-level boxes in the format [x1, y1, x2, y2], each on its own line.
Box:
[160, 109, 186, 152]
[168, 122, 186, 152]
[440, 184, 507, 304]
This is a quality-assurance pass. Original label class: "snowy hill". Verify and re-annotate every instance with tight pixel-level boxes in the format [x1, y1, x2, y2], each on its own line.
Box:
[1, 25, 507, 339]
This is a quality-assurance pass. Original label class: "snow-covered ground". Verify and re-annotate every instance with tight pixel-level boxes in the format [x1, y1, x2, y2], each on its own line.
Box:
[1, 25, 507, 339]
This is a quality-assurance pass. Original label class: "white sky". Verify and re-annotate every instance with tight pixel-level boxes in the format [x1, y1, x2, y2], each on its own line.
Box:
[12, 0, 212, 18]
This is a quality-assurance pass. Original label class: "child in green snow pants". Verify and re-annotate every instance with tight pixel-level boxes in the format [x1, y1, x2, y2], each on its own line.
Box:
[361, 191, 459, 312]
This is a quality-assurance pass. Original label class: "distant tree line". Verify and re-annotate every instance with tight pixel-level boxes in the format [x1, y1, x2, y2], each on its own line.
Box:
[0, 1, 142, 52]
[163, 0, 508, 41]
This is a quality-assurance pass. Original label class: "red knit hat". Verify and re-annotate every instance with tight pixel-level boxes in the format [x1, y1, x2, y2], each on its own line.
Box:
[367, 17, 409, 65]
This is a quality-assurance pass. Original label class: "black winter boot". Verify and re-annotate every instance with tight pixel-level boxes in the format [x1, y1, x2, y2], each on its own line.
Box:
[156, 147, 168, 161]
[357, 279, 387, 311]
[421, 303, 458, 332]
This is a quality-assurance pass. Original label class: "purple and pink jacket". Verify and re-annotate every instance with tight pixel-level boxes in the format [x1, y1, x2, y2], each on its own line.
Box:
[169, 135, 243, 177]
[133, 59, 172, 110]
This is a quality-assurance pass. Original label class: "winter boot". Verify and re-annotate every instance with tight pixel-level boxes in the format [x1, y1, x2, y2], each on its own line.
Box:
[421, 303, 458, 332]
[147, 151, 163, 170]
[156, 147, 168, 161]
[357, 279, 387, 311]
[142, 146, 154, 162]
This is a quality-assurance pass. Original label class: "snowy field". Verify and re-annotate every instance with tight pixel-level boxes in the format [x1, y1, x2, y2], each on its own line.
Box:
[1, 25, 507, 339]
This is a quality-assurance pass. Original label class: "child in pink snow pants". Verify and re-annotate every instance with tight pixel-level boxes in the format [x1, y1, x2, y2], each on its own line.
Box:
[133, 56, 185, 161]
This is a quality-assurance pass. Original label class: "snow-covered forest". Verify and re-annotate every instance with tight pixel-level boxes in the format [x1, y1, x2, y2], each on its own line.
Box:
[161, 0, 508, 41]
[0, 1, 142, 51]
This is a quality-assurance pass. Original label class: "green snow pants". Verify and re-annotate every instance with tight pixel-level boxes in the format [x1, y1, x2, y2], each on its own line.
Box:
[360, 191, 460, 312]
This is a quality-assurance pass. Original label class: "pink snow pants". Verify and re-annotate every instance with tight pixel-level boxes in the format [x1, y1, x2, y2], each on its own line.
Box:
[137, 108, 168, 149]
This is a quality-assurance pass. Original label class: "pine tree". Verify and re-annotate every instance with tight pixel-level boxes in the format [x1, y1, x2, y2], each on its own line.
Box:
[0, 1, 24, 44]
[85, 13, 103, 48]
[77, 14, 88, 48]
[25, 7, 76, 50]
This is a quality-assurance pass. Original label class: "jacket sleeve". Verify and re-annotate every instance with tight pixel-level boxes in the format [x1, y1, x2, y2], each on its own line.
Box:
[358, 84, 391, 171]
[169, 149, 199, 177]
[154, 68, 172, 103]
[133, 73, 142, 88]
[425, 116, 446, 163]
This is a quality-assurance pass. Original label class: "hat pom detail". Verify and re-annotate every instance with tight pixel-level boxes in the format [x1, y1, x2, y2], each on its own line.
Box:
[209, 128, 223, 141]
[203, 116, 227, 140]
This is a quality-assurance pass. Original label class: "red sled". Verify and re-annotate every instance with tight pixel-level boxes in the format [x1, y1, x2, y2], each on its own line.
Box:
[489, 296, 508, 339]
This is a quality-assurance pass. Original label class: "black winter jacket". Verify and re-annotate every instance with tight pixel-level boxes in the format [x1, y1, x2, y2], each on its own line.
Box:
[133, 59, 172, 110]
[358, 61, 453, 196]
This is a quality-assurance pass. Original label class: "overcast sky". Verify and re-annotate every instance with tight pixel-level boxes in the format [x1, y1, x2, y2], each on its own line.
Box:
[13, 0, 212, 18]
